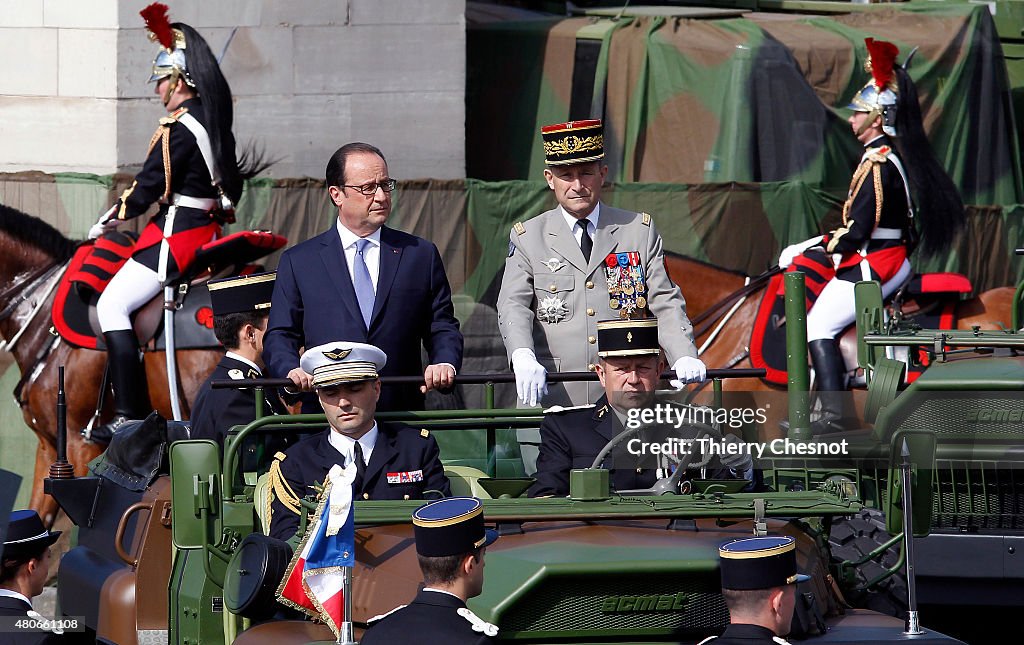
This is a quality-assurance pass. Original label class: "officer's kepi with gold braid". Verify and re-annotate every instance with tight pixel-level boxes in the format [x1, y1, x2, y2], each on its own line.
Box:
[412, 497, 498, 557]
[718, 535, 811, 590]
[541, 119, 605, 166]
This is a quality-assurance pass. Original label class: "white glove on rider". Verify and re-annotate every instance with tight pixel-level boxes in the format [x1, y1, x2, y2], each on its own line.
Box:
[718, 433, 753, 474]
[670, 356, 707, 389]
[87, 204, 121, 240]
[777, 236, 825, 269]
[511, 348, 548, 407]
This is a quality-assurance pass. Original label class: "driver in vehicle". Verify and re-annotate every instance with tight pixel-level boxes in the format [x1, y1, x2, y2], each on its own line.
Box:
[529, 318, 752, 497]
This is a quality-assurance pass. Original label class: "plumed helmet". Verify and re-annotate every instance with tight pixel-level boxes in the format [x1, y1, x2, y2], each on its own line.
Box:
[848, 38, 900, 136]
[141, 3, 195, 88]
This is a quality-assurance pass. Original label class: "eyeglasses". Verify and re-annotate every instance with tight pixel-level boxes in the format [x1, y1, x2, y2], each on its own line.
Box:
[340, 178, 398, 196]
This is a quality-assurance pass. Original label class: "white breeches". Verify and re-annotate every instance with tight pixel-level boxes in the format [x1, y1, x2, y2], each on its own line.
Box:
[806, 259, 912, 342]
[97, 258, 163, 332]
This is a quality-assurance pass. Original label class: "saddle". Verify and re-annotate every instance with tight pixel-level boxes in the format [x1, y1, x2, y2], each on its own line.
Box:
[53, 230, 287, 351]
[750, 272, 973, 386]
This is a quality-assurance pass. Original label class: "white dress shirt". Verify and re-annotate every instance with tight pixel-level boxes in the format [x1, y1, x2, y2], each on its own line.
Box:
[327, 422, 379, 468]
[559, 202, 601, 247]
[0, 588, 32, 610]
[224, 351, 261, 375]
[336, 219, 382, 292]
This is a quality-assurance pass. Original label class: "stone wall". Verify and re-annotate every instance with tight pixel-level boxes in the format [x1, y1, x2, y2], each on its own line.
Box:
[0, 0, 466, 179]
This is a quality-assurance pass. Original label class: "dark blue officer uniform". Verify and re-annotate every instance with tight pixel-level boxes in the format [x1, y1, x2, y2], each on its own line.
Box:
[530, 394, 736, 497]
[190, 355, 286, 445]
[267, 423, 450, 541]
[361, 497, 499, 645]
[360, 589, 497, 645]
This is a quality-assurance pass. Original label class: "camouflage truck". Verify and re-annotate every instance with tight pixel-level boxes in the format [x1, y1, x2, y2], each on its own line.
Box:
[44, 363, 968, 645]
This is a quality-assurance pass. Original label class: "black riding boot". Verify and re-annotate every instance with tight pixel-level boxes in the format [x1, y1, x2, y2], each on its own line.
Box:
[808, 338, 849, 434]
[89, 330, 150, 445]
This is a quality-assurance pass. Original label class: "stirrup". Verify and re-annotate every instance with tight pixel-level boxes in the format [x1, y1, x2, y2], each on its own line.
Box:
[84, 415, 129, 445]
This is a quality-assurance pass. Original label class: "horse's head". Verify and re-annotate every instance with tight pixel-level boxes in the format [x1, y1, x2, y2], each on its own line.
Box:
[0, 204, 77, 281]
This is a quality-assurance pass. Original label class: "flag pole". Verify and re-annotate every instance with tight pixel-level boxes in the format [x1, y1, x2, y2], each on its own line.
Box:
[338, 565, 356, 644]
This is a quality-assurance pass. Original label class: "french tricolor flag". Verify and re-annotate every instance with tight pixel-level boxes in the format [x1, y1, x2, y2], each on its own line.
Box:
[277, 463, 356, 638]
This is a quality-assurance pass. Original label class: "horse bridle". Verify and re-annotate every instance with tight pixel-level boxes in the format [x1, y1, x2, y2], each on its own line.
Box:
[0, 261, 64, 322]
[690, 266, 782, 340]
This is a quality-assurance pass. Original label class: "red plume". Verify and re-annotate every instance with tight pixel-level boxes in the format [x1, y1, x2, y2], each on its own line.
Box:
[865, 38, 899, 90]
[140, 3, 174, 50]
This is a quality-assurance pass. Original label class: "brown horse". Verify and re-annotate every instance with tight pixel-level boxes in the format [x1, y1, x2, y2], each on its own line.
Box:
[665, 252, 1016, 435]
[0, 205, 220, 525]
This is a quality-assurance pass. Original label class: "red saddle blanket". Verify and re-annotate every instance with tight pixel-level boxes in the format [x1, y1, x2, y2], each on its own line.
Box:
[53, 230, 287, 350]
[749, 272, 973, 386]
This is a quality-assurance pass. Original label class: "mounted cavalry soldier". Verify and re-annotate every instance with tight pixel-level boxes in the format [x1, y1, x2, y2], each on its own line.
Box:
[88, 3, 268, 443]
[776, 38, 965, 433]
[497, 119, 705, 472]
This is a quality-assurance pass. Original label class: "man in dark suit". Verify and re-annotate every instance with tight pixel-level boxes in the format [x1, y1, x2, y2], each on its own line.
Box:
[0, 510, 63, 644]
[361, 497, 498, 644]
[262, 142, 463, 411]
[191, 272, 287, 451]
[530, 318, 751, 497]
[268, 341, 450, 541]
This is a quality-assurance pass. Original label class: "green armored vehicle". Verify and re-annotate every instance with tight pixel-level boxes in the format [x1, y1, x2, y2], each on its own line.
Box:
[44, 362, 966, 644]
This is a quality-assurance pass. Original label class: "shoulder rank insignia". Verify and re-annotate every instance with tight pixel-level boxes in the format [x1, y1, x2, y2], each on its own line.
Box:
[457, 607, 499, 637]
[641, 212, 651, 226]
[367, 604, 407, 625]
[513, 221, 526, 235]
[420, 429, 430, 438]
[228, 368, 244, 380]
[543, 403, 596, 414]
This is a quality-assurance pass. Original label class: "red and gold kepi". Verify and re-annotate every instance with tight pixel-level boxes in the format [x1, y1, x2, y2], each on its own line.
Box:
[541, 119, 605, 166]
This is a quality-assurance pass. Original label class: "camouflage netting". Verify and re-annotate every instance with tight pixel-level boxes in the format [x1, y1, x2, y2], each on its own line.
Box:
[2, 2, 1024, 418]
[468, 4, 1023, 206]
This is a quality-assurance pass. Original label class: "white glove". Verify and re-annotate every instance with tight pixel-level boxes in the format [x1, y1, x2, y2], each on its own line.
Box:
[511, 348, 548, 407]
[777, 236, 824, 269]
[670, 356, 706, 388]
[719, 433, 753, 473]
[88, 204, 121, 240]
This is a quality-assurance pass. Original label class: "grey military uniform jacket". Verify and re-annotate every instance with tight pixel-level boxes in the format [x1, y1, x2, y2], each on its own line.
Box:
[497, 204, 698, 406]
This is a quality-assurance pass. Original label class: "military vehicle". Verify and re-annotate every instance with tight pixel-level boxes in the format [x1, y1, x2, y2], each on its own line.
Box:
[43, 341, 967, 645]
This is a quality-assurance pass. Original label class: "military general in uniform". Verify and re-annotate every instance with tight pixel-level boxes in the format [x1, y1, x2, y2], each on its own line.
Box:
[496, 119, 705, 472]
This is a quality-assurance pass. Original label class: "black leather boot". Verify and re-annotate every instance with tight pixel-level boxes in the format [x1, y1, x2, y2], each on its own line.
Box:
[88, 330, 150, 445]
[808, 338, 849, 434]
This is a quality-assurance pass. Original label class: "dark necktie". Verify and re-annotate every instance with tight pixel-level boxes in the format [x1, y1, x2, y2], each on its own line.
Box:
[352, 441, 367, 493]
[353, 238, 375, 328]
[578, 220, 593, 262]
